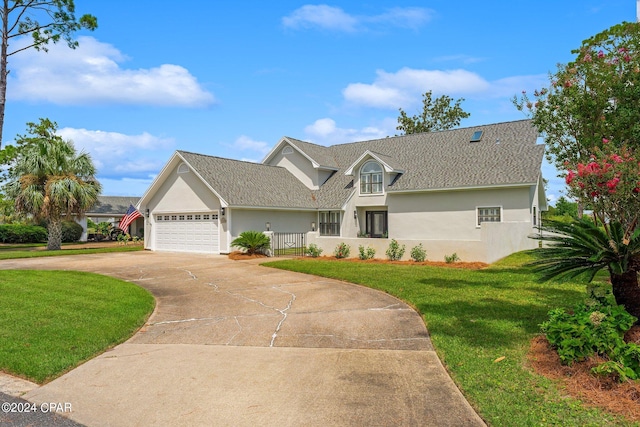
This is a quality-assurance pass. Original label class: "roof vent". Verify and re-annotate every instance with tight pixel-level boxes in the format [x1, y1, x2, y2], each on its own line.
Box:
[177, 162, 190, 174]
[282, 146, 294, 155]
[470, 130, 483, 142]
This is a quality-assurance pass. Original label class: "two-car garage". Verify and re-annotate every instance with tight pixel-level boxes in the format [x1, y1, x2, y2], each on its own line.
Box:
[153, 212, 219, 253]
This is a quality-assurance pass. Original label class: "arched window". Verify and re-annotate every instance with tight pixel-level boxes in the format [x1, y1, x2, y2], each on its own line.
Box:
[360, 161, 383, 194]
[177, 163, 190, 174]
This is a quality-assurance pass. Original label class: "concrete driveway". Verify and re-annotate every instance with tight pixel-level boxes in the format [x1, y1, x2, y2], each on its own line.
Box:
[1, 251, 485, 426]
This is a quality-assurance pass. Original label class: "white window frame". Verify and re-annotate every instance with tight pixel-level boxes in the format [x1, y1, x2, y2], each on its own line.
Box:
[360, 161, 384, 195]
[476, 206, 502, 227]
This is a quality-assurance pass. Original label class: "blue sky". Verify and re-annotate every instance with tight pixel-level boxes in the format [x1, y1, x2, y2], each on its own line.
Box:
[2, 1, 635, 202]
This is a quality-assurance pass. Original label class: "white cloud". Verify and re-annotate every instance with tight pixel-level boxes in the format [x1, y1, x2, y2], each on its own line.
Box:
[8, 36, 215, 107]
[343, 67, 546, 109]
[232, 135, 271, 155]
[283, 5, 358, 32]
[304, 117, 395, 145]
[368, 7, 433, 30]
[282, 5, 433, 32]
[57, 127, 174, 177]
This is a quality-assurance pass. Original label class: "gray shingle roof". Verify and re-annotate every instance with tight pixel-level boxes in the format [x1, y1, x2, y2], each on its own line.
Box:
[178, 120, 543, 211]
[89, 196, 140, 215]
[178, 151, 318, 209]
[284, 137, 339, 169]
[313, 120, 543, 208]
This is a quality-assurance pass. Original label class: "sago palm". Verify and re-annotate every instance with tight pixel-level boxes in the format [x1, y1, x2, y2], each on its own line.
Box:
[231, 230, 271, 255]
[4, 119, 101, 250]
[531, 219, 640, 321]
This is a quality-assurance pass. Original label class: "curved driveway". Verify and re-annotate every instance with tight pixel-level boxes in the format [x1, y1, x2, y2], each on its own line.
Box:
[2, 251, 484, 426]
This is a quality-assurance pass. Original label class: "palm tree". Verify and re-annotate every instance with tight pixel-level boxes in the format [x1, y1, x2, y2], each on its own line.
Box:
[531, 219, 640, 321]
[231, 231, 271, 255]
[3, 119, 101, 250]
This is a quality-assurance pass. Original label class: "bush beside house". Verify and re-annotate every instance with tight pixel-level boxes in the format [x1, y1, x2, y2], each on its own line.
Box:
[0, 224, 47, 243]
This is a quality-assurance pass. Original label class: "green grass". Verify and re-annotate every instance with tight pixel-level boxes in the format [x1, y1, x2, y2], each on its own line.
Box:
[0, 270, 155, 383]
[0, 245, 143, 260]
[263, 251, 638, 427]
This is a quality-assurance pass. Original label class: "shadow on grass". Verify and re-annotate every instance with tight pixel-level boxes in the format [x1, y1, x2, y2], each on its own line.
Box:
[415, 288, 585, 349]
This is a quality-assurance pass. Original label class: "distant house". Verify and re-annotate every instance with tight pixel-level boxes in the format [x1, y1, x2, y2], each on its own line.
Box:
[137, 120, 547, 262]
[79, 196, 143, 241]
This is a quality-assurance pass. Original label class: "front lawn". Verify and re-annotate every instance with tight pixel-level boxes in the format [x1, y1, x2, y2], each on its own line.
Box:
[0, 244, 143, 260]
[264, 252, 637, 426]
[0, 270, 154, 383]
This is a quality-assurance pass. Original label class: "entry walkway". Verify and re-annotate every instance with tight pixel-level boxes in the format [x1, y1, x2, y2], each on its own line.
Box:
[1, 252, 485, 426]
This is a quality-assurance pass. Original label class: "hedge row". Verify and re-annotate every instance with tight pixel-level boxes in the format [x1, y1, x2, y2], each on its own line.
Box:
[0, 221, 84, 244]
[0, 224, 48, 243]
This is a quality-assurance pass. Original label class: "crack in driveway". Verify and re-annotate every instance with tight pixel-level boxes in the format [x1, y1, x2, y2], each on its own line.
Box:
[269, 288, 296, 347]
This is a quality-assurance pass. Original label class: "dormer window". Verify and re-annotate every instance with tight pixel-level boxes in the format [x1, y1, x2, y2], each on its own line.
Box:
[360, 161, 383, 194]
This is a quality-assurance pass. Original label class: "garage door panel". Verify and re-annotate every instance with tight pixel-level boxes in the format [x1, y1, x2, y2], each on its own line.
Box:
[154, 213, 219, 253]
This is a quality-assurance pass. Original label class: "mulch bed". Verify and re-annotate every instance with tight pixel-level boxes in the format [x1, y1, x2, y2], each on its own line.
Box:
[228, 251, 268, 260]
[528, 326, 640, 422]
[228, 252, 488, 269]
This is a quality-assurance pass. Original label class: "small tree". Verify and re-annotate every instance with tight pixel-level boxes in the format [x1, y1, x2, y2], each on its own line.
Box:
[0, 1, 98, 147]
[396, 90, 470, 135]
[3, 119, 101, 250]
[231, 231, 270, 255]
[553, 197, 579, 219]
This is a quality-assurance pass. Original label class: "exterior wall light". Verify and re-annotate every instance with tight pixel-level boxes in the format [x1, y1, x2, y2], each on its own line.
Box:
[266, 222, 271, 231]
[145, 209, 150, 218]
[354, 210, 357, 219]
[221, 207, 226, 216]
[311, 221, 316, 231]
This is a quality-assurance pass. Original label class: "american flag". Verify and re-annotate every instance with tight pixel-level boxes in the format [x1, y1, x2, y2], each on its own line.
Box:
[118, 205, 143, 233]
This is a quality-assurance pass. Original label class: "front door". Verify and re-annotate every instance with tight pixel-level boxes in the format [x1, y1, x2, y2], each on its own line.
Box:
[366, 211, 387, 238]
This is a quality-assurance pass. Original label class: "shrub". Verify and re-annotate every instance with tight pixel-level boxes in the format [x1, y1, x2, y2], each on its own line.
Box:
[231, 231, 271, 255]
[0, 224, 47, 243]
[541, 284, 640, 381]
[305, 243, 323, 257]
[61, 221, 84, 242]
[117, 233, 131, 245]
[410, 244, 427, 262]
[358, 245, 375, 260]
[444, 253, 460, 263]
[385, 239, 405, 261]
[334, 242, 350, 259]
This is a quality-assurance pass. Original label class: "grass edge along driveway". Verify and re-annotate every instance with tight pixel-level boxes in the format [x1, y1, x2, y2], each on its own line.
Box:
[0, 270, 155, 384]
[263, 252, 639, 427]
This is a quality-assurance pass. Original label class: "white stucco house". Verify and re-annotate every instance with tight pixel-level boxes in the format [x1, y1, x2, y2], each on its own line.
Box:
[137, 120, 547, 263]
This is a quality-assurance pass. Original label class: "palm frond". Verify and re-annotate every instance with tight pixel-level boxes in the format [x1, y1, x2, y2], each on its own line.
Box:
[529, 219, 640, 282]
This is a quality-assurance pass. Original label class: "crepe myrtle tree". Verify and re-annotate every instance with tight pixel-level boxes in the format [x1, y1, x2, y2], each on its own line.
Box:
[0, 1, 97, 147]
[514, 21, 640, 320]
[3, 118, 101, 250]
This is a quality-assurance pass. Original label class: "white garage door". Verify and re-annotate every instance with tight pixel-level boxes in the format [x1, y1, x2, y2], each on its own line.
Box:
[154, 213, 219, 253]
